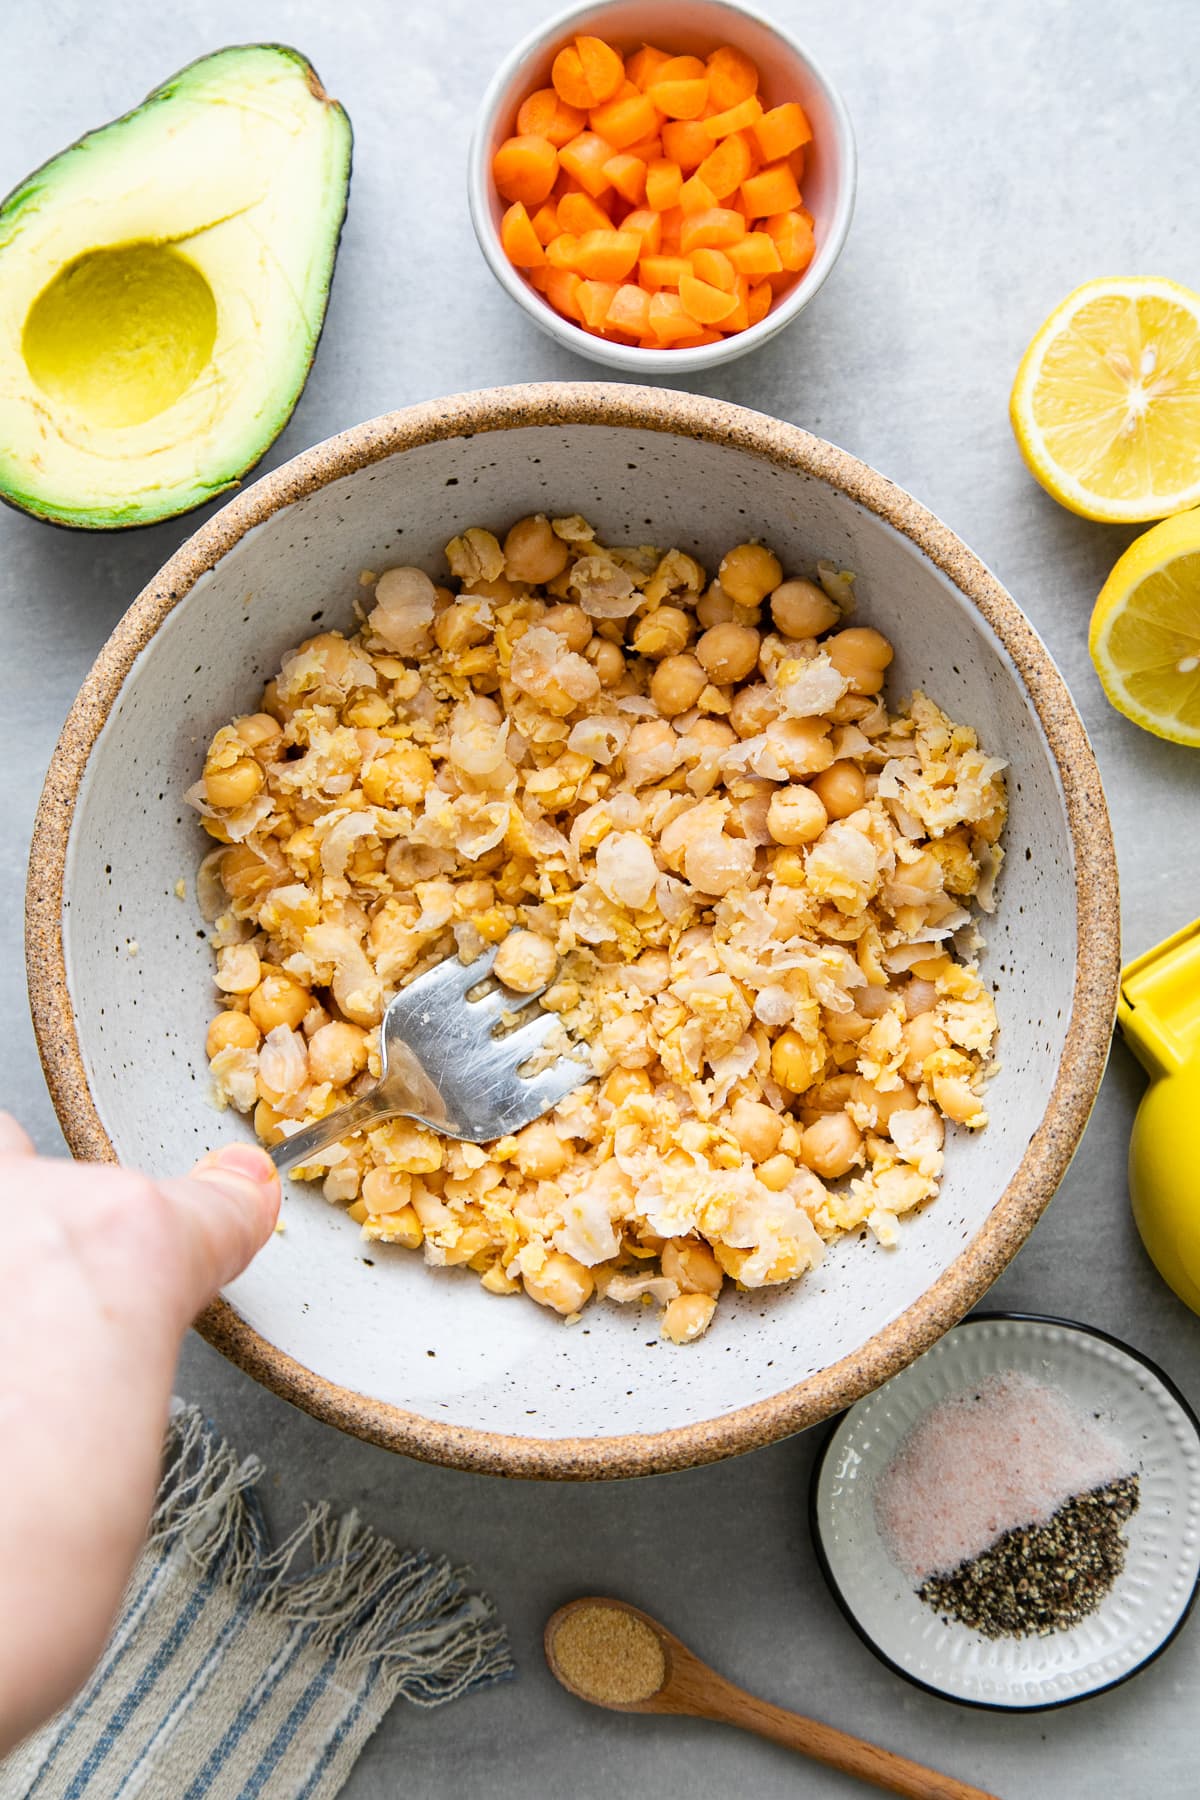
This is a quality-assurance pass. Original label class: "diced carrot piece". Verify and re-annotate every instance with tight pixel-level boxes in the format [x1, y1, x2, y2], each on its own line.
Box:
[543, 266, 583, 321]
[577, 278, 619, 329]
[653, 54, 706, 81]
[765, 209, 815, 271]
[620, 208, 662, 253]
[530, 201, 560, 245]
[552, 46, 598, 111]
[627, 44, 673, 89]
[679, 173, 718, 215]
[527, 265, 551, 292]
[624, 133, 664, 162]
[657, 205, 684, 251]
[645, 158, 683, 211]
[726, 231, 783, 276]
[788, 146, 806, 184]
[680, 207, 746, 253]
[500, 201, 547, 268]
[679, 271, 738, 325]
[545, 233, 582, 270]
[722, 274, 751, 333]
[493, 135, 559, 207]
[559, 131, 617, 197]
[741, 162, 802, 217]
[647, 291, 695, 343]
[639, 254, 691, 290]
[673, 328, 724, 347]
[556, 190, 613, 235]
[747, 280, 772, 325]
[703, 95, 763, 140]
[573, 228, 642, 280]
[577, 35, 625, 104]
[604, 153, 647, 206]
[696, 131, 752, 200]
[606, 282, 652, 336]
[754, 101, 813, 163]
[705, 45, 759, 111]
[661, 119, 713, 171]
[517, 88, 587, 148]
[589, 92, 660, 150]
[648, 77, 710, 120]
[689, 247, 736, 291]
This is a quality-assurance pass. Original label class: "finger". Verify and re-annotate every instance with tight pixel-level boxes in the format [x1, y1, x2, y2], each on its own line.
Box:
[154, 1145, 280, 1319]
[0, 1114, 36, 1159]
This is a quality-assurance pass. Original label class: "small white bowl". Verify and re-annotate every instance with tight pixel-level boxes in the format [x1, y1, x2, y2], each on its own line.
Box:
[468, 0, 856, 374]
[810, 1315, 1200, 1709]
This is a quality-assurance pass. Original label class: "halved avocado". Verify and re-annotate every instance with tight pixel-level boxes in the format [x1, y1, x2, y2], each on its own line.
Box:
[0, 45, 351, 528]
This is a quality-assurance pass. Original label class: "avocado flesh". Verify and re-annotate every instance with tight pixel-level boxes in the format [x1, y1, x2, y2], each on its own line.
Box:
[0, 45, 351, 528]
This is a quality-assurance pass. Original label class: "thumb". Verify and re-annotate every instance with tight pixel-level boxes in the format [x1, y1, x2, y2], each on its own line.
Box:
[155, 1144, 281, 1320]
[0, 1113, 36, 1158]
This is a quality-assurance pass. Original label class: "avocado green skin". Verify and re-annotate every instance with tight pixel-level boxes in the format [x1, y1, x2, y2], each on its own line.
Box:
[0, 44, 353, 532]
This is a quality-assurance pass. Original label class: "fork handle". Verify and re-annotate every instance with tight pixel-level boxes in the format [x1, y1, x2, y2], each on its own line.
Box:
[268, 1088, 399, 1173]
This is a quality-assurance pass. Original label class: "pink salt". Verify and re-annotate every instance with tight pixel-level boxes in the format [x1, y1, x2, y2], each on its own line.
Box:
[873, 1370, 1130, 1582]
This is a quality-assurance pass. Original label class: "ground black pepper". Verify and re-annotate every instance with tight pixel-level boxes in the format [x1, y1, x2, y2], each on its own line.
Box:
[917, 1474, 1140, 1639]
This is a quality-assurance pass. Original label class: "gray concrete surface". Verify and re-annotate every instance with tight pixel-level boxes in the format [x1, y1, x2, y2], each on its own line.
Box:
[5, 1, 1200, 1794]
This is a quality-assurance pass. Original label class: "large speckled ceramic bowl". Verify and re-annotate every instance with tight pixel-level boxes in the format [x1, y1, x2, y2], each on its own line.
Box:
[26, 384, 1119, 1480]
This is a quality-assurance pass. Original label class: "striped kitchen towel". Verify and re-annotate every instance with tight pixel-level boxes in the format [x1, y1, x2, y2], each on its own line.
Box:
[0, 1403, 512, 1800]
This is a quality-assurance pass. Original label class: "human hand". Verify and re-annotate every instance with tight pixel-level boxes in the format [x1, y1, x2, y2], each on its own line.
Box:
[0, 1117, 279, 1754]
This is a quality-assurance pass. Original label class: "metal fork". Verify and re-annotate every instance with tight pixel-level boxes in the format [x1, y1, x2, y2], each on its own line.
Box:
[267, 947, 589, 1173]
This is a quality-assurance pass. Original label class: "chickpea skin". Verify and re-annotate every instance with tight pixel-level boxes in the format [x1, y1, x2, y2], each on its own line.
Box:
[650, 653, 707, 717]
[494, 929, 558, 993]
[809, 760, 867, 819]
[718, 542, 783, 607]
[801, 1111, 863, 1178]
[770, 578, 840, 639]
[206, 1011, 261, 1057]
[825, 626, 895, 696]
[696, 620, 761, 685]
[503, 514, 570, 584]
[767, 784, 828, 846]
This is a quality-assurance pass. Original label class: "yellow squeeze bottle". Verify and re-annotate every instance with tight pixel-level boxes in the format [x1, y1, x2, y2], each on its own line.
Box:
[1118, 917, 1200, 1314]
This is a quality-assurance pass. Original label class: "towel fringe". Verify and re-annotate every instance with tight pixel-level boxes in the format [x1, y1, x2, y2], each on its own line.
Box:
[153, 1403, 513, 1707]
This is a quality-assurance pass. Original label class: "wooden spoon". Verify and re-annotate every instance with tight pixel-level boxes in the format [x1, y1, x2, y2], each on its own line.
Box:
[545, 1598, 1000, 1800]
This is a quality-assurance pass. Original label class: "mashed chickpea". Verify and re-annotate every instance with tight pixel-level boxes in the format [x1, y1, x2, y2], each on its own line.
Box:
[192, 518, 1007, 1344]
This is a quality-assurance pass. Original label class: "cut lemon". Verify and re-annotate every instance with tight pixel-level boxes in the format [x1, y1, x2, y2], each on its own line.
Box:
[1090, 510, 1200, 744]
[1011, 277, 1200, 523]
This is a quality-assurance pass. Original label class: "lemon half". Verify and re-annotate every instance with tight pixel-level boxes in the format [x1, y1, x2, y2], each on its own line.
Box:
[1090, 510, 1200, 745]
[1011, 277, 1200, 523]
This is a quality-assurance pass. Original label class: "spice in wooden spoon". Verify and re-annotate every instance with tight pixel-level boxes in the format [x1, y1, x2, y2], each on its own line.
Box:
[545, 1597, 999, 1800]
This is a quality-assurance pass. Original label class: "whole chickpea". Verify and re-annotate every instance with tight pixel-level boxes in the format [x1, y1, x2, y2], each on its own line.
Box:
[809, 760, 867, 819]
[696, 586, 736, 628]
[308, 1020, 369, 1086]
[603, 1067, 654, 1106]
[766, 715, 834, 777]
[661, 1237, 724, 1298]
[523, 1251, 594, 1315]
[718, 543, 783, 607]
[771, 1028, 821, 1093]
[494, 928, 558, 993]
[235, 713, 283, 752]
[696, 620, 761, 685]
[542, 603, 593, 653]
[362, 746, 436, 808]
[767, 784, 828, 846]
[730, 1097, 783, 1162]
[729, 682, 780, 738]
[800, 1111, 863, 1178]
[932, 1074, 985, 1125]
[852, 1075, 919, 1127]
[632, 605, 692, 659]
[503, 514, 570, 584]
[513, 1120, 569, 1179]
[686, 717, 737, 752]
[770, 578, 840, 639]
[651, 653, 708, 717]
[587, 638, 626, 686]
[901, 1011, 945, 1078]
[249, 972, 310, 1034]
[661, 1292, 717, 1342]
[825, 627, 895, 696]
[204, 758, 264, 811]
[757, 1152, 797, 1191]
[206, 1011, 261, 1057]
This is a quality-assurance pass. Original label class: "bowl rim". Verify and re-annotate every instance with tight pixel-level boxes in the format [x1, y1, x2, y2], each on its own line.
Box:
[466, 0, 858, 375]
[25, 381, 1120, 1481]
[807, 1311, 1200, 1710]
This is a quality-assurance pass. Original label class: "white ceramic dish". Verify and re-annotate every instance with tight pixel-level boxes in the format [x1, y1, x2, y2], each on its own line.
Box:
[27, 384, 1118, 1478]
[810, 1314, 1200, 1709]
[467, 0, 856, 373]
